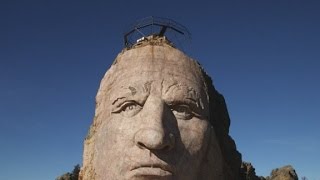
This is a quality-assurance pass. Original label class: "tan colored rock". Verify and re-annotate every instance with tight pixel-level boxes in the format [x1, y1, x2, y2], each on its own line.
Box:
[80, 36, 241, 180]
[267, 165, 298, 180]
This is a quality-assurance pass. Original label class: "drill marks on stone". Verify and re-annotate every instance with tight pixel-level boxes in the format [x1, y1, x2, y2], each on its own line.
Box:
[164, 81, 179, 95]
[128, 86, 137, 95]
[143, 81, 152, 94]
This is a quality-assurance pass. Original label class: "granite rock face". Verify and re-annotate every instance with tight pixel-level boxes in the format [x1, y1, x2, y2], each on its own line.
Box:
[80, 36, 242, 180]
[78, 35, 299, 180]
[266, 165, 298, 180]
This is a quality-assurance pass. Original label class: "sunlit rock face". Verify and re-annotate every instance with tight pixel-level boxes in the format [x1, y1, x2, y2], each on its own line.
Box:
[80, 36, 242, 180]
[266, 165, 298, 180]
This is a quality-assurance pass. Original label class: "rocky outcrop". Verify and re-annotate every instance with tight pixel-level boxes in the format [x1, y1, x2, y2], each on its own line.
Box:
[56, 173, 72, 180]
[266, 165, 298, 180]
[239, 163, 299, 180]
[56, 165, 80, 180]
[240, 162, 266, 180]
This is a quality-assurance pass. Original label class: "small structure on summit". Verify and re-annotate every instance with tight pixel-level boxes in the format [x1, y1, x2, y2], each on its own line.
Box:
[123, 16, 191, 50]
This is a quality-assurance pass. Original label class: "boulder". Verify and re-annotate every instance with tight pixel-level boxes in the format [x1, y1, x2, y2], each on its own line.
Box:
[266, 165, 298, 180]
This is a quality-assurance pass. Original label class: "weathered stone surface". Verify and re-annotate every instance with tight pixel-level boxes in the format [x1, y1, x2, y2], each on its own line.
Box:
[80, 36, 242, 180]
[266, 165, 298, 180]
[240, 162, 266, 180]
[77, 35, 302, 180]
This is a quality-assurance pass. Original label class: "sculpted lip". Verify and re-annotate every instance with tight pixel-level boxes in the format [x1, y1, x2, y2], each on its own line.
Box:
[130, 163, 174, 176]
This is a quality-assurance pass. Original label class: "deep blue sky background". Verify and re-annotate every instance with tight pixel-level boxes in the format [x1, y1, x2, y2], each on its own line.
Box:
[1, 0, 319, 179]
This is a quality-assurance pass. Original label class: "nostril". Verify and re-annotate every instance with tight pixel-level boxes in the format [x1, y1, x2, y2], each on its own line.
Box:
[137, 142, 147, 149]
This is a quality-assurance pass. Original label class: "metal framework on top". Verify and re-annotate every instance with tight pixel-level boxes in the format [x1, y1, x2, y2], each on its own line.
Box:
[123, 16, 191, 48]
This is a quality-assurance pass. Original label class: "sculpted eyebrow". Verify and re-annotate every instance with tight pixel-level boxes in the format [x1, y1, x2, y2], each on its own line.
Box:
[112, 97, 126, 105]
[110, 87, 134, 105]
[164, 84, 204, 110]
[164, 84, 199, 99]
[164, 82, 179, 94]
[111, 85, 149, 106]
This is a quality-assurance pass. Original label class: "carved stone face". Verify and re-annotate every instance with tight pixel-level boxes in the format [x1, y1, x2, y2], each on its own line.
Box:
[90, 45, 223, 180]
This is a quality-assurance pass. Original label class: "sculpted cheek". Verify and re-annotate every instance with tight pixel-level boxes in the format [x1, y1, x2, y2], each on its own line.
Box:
[178, 120, 210, 154]
[93, 115, 133, 179]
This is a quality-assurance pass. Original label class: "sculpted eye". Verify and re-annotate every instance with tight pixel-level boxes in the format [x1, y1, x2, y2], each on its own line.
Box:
[112, 101, 142, 117]
[171, 104, 193, 120]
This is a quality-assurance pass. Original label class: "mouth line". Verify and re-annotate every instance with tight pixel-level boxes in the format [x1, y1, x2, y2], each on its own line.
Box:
[132, 164, 173, 174]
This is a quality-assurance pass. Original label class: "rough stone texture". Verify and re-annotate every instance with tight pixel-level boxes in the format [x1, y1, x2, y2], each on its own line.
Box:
[80, 36, 242, 180]
[240, 162, 266, 180]
[238, 162, 299, 180]
[266, 165, 298, 180]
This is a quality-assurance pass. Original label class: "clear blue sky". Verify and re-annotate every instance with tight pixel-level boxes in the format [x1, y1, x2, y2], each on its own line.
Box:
[1, 0, 319, 179]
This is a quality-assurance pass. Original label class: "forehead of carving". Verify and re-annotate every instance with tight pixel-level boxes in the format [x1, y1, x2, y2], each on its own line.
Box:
[107, 75, 208, 112]
[163, 81, 200, 100]
[106, 45, 205, 89]
[106, 69, 207, 104]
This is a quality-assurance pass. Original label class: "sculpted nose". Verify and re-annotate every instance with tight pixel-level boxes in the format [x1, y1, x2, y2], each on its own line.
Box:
[134, 128, 175, 151]
[134, 96, 175, 151]
[135, 128, 174, 151]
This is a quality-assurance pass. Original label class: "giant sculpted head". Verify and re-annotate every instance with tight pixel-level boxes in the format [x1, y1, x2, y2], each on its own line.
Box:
[80, 38, 241, 180]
